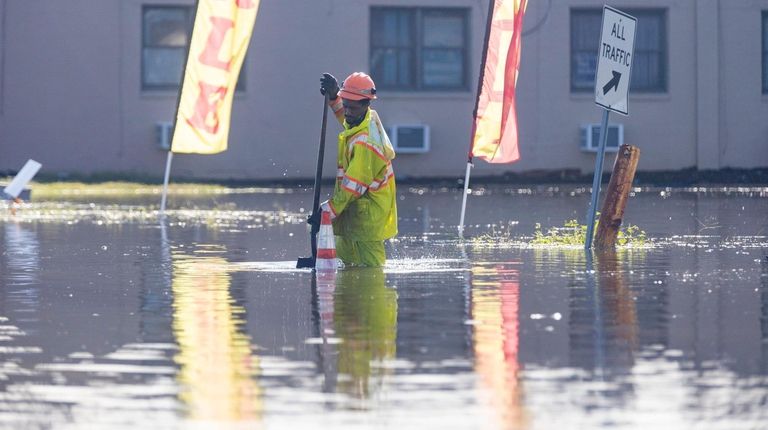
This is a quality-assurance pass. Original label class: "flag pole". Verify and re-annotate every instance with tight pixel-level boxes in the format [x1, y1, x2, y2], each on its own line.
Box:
[160, 0, 200, 218]
[459, 0, 497, 238]
[458, 162, 472, 238]
[160, 152, 174, 214]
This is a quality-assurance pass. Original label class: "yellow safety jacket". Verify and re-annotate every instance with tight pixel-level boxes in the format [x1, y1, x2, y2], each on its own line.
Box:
[321, 98, 398, 242]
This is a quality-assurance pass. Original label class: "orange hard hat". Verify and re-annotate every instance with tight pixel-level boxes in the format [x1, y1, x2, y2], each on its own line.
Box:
[339, 72, 377, 101]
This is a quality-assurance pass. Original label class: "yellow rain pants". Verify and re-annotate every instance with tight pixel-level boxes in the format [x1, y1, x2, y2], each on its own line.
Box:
[335, 237, 386, 267]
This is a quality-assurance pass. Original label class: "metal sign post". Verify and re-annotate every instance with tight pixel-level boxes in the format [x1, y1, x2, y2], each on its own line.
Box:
[585, 110, 611, 249]
[585, 5, 637, 250]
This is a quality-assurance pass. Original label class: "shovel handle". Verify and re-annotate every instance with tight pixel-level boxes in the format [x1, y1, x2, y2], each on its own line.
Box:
[309, 93, 330, 260]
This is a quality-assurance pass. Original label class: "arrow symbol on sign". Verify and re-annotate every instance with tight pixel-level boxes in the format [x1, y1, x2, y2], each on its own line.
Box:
[602, 71, 622, 95]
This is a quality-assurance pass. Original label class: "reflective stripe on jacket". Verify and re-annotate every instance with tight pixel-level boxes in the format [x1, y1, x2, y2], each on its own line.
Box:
[325, 98, 398, 241]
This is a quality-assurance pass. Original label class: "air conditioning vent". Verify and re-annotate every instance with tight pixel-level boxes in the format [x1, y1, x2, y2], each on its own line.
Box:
[156, 121, 173, 150]
[386, 124, 430, 154]
[580, 123, 623, 152]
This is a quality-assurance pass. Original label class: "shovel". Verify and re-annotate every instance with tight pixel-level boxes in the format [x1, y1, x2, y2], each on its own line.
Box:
[297, 93, 330, 269]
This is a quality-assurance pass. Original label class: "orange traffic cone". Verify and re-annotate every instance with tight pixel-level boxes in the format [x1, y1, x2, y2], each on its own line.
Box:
[315, 211, 338, 271]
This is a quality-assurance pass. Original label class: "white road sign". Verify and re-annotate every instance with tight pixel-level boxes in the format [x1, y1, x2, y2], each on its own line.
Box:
[3, 159, 41, 199]
[595, 6, 636, 115]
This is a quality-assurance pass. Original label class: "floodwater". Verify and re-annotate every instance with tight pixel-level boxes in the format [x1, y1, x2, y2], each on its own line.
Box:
[0, 184, 767, 429]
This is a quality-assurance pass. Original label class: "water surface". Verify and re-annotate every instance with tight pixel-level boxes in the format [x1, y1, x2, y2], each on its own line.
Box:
[0, 185, 766, 429]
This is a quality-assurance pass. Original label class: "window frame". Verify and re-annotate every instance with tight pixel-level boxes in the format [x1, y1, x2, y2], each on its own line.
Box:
[141, 5, 194, 92]
[570, 8, 602, 93]
[370, 7, 416, 90]
[141, 5, 246, 93]
[570, 7, 668, 94]
[370, 6, 470, 92]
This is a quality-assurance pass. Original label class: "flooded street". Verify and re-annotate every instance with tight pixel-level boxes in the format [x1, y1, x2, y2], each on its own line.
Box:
[0, 184, 767, 429]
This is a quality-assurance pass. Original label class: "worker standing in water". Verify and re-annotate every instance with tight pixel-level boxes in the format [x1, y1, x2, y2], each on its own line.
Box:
[308, 72, 398, 267]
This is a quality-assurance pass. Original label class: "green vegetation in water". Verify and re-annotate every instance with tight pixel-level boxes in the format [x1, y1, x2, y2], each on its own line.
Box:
[469, 217, 648, 248]
[469, 221, 519, 246]
[28, 181, 228, 197]
[531, 218, 647, 247]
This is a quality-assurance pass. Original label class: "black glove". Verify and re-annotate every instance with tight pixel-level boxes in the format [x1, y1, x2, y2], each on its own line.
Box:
[307, 210, 321, 234]
[320, 73, 339, 99]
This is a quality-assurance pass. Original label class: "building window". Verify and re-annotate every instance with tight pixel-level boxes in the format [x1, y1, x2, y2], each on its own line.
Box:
[142, 6, 245, 92]
[142, 6, 193, 91]
[370, 7, 469, 91]
[763, 11, 768, 94]
[571, 8, 667, 93]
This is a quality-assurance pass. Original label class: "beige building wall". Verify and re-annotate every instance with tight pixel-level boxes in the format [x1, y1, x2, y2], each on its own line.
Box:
[0, 0, 766, 180]
[719, 0, 768, 169]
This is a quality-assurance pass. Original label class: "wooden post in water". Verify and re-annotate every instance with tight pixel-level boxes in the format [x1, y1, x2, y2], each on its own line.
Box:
[595, 144, 641, 250]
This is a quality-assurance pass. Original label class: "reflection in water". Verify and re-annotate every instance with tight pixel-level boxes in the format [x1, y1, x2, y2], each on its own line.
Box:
[471, 263, 528, 430]
[595, 251, 639, 368]
[139, 224, 174, 343]
[570, 251, 642, 373]
[313, 268, 398, 407]
[312, 271, 339, 394]
[335, 269, 397, 402]
[762, 259, 768, 373]
[597, 252, 639, 351]
[629, 253, 669, 353]
[171, 247, 262, 422]
[2, 223, 41, 325]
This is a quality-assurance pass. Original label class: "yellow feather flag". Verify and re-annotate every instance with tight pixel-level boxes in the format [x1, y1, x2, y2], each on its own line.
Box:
[471, 0, 527, 164]
[171, 0, 260, 154]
